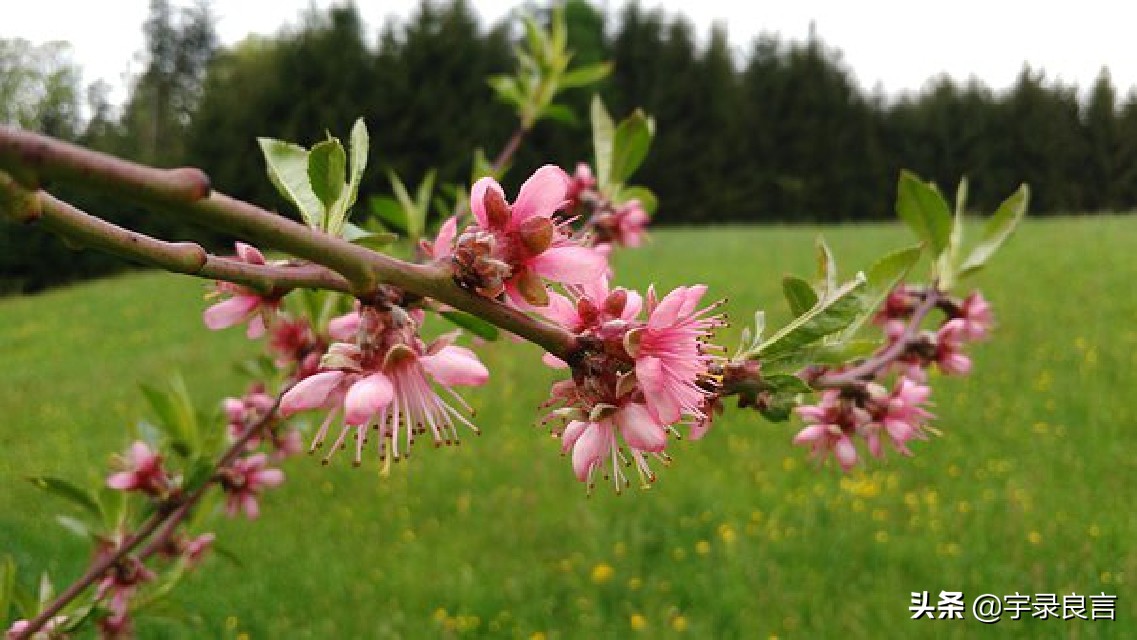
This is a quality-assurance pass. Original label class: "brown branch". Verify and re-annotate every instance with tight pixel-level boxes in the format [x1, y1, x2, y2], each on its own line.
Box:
[0, 126, 578, 360]
[813, 287, 943, 388]
[14, 394, 284, 640]
[1, 179, 353, 295]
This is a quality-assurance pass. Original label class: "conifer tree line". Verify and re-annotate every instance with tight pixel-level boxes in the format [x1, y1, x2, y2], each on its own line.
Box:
[2, 0, 1134, 292]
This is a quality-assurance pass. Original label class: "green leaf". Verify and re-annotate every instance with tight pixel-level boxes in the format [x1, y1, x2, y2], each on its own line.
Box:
[755, 274, 867, 359]
[350, 231, 399, 251]
[895, 170, 952, 257]
[488, 75, 524, 107]
[0, 555, 16, 622]
[609, 110, 653, 185]
[257, 138, 323, 227]
[590, 95, 615, 188]
[26, 476, 101, 518]
[56, 515, 93, 539]
[439, 310, 500, 341]
[559, 61, 612, 89]
[346, 118, 369, 210]
[839, 244, 922, 341]
[368, 195, 407, 234]
[762, 374, 812, 395]
[388, 172, 422, 240]
[37, 573, 53, 609]
[782, 276, 818, 317]
[958, 184, 1029, 278]
[615, 185, 657, 214]
[816, 238, 838, 296]
[539, 103, 578, 125]
[307, 138, 346, 223]
[139, 375, 200, 454]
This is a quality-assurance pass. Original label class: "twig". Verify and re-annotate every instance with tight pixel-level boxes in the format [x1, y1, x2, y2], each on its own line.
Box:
[0, 126, 579, 360]
[14, 394, 285, 640]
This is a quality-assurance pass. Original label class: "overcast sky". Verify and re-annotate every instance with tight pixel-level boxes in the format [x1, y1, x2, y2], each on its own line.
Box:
[5, 0, 1136, 105]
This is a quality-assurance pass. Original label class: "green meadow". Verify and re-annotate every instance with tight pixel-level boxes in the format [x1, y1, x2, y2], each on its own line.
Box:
[1, 217, 1134, 638]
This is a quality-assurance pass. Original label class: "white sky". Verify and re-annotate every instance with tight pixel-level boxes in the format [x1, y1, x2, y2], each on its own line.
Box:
[4, 0, 1136, 105]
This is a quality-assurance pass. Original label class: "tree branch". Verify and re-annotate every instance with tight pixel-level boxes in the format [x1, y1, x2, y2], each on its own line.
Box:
[13, 394, 284, 640]
[0, 126, 579, 360]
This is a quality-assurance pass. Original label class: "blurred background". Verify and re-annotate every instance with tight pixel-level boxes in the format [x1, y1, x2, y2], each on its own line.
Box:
[1, 1, 1135, 638]
[3, 0, 1137, 293]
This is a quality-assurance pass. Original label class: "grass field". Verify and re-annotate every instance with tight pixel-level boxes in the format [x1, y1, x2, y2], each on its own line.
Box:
[1, 217, 1135, 638]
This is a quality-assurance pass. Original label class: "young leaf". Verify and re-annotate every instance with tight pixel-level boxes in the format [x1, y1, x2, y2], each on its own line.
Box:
[307, 138, 346, 225]
[615, 185, 657, 214]
[0, 555, 16, 622]
[816, 238, 838, 297]
[539, 103, 578, 125]
[839, 244, 923, 340]
[958, 184, 1029, 277]
[559, 62, 612, 89]
[937, 177, 968, 288]
[388, 172, 422, 240]
[257, 138, 323, 227]
[895, 171, 952, 257]
[345, 117, 369, 212]
[609, 110, 653, 185]
[26, 476, 101, 518]
[440, 310, 500, 341]
[762, 373, 813, 395]
[56, 515, 93, 539]
[487, 75, 524, 107]
[369, 195, 407, 234]
[755, 274, 867, 359]
[591, 95, 615, 188]
[782, 276, 818, 317]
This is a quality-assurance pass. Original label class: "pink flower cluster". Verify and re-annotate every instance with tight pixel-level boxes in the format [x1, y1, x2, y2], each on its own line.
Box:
[794, 377, 934, 471]
[105, 441, 171, 498]
[795, 286, 995, 471]
[439, 165, 608, 306]
[540, 278, 725, 491]
[223, 385, 302, 459]
[218, 453, 284, 519]
[565, 162, 649, 249]
[202, 243, 281, 338]
[280, 304, 489, 466]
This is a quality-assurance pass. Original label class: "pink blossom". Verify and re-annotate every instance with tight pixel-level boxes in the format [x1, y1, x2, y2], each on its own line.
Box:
[631, 285, 726, 426]
[223, 386, 276, 446]
[421, 215, 458, 260]
[280, 306, 489, 466]
[864, 378, 935, 457]
[454, 165, 608, 305]
[6, 617, 68, 640]
[202, 243, 280, 339]
[792, 390, 870, 472]
[220, 453, 284, 519]
[106, 442, 170, 497]
[957, 291, 994, 341]
[93, 550, 155, 634]
[935, 318, 973, 375]
[184, 533, 215, 567]
[559, 402, 668, 492]
[592, 199, 650, 248]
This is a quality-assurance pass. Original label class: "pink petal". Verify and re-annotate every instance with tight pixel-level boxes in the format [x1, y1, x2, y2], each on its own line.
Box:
[328, 311, 360, 342]
[254, 468, 285, 488]
[511, 165, 570, 223]
[432, 216, 458, 259]
[535, 292, 580, 329]
[621, 289, 643, 321]
[420, 345, 489, 387]
[246, 312, 267, 339]
[106, 472, 139, 491]
[202, 295, 259, 331]
[835, 436, 858, 471]
[580, 274, 611, 304]
[235, 242, 266, 265]
[571, 422, 610, 482]
[689, 417, 711, 441]
[636, 356, 681, 425]
[616, 403, 667, 452]
[792, 424, 829, 445]
[648, 286, 688, 329]
[128, 441, 155, 465]
[561, 420, 589, 453]
[542, 352, 569, 369]
[280, 371, 345, 415]
[470, 177, 505, 228]
[242, 493, 260, 519]
[677, 284, 708, 318]
[530, 246, 608, 284]
[344, 373, 395, 425]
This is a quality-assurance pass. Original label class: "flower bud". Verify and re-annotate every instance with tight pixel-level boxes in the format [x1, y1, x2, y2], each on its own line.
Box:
[518, 216, 555, 255]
